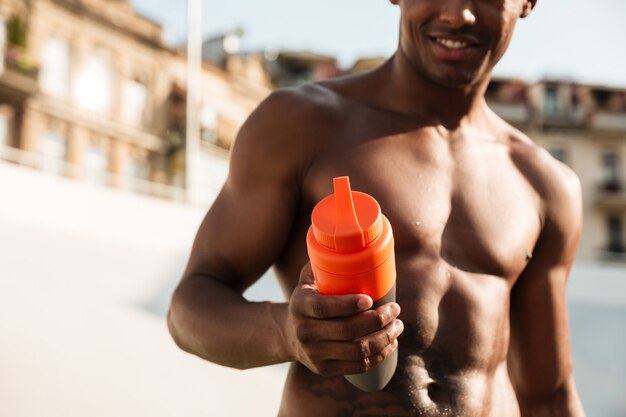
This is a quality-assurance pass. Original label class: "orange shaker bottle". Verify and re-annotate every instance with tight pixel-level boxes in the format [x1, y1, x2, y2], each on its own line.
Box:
[306, 176, 397, 391]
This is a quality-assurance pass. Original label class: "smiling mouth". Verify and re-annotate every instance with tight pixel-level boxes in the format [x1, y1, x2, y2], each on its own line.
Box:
[425, 34, 481, 62]
[430, 36, 479, 50]
[435, 38, 470, 49]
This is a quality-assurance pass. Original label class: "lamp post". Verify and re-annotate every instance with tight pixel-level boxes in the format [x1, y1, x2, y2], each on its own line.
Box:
[186, 0, 202, 203]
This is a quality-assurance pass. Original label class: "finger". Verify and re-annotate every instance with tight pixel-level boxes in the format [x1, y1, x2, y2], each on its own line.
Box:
[300, 291, 373, 319]
[316, 339, 399, 377]
[292, 283, 373, 319]
[310, 319, 404, 362]
[355, 302, 402, 338]
[301, 302, 400, 342]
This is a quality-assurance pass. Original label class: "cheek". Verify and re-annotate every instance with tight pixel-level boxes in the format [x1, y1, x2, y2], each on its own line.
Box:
[499, 0, 525, 31]
[496, 12, 520, 48]
[478, 2, 520, 48]
[398, 15, 422, 52]
[398, 2, 431, 36]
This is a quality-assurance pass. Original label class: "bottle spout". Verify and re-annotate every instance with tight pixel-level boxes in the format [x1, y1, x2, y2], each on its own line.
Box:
[333, 176, 365, 251]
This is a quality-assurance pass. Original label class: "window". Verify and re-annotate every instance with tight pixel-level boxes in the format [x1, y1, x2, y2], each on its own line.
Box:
[0, 16, 6, 74]
[85, 144, 109, 185]
[121, 155, 148, 191]
[40, 131, 66, 175]
[0, 113, 8, 147]
[607, 215, 624, 253]
[200, 104, 218, 144]
[40, 37, 71, 97]
[544, 85, 559, 116]
[601, 151, 621, 191]
[75, 51, 113, 114]
[121, 78, 148, 127]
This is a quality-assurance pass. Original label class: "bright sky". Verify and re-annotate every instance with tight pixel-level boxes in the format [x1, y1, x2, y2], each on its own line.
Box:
[131, 0, 626, 87]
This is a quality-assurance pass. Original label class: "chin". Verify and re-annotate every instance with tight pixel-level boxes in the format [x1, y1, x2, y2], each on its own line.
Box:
[430, 69, 485, 90]
[429, 57, 495, 89]
[408, 52, 489, 90]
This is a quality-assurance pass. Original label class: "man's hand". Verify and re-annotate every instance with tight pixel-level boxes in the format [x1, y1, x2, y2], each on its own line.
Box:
[287, 263, 403, 377]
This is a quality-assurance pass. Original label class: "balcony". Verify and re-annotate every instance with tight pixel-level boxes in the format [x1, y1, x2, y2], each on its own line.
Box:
[595, 182, 626, 210]
[0, 144, 188, 202]
[538, 106, 587, 130]
[592, 111, 626, 132]
[0, 47, 40, 99]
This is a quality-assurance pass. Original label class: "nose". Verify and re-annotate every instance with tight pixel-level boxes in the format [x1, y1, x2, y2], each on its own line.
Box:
[439, 0, 476, 29]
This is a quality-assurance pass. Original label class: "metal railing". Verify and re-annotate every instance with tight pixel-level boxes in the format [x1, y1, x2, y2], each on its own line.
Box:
[0, 144, 188, 203]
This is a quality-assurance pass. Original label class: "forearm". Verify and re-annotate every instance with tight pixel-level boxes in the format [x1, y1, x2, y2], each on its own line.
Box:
[518, 376, 586, 417]
[167, 274, 294, 369]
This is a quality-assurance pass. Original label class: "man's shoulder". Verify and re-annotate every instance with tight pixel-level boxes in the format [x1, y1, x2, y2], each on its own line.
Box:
[229, 81, 357, 179]
[255, 68, 380, 119]
[233, 84, 336, 143]
[234, 72, 377, 151]
[254, 82, 347, 125]
[506, 129, 581, 221]
[507, 129, 579, 190]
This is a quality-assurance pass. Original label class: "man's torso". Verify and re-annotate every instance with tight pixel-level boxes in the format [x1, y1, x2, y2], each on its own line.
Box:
[270, 76, 546, 417]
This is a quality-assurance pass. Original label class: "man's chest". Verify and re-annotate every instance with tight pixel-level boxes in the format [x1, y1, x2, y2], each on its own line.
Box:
[304, 130, 542, 281]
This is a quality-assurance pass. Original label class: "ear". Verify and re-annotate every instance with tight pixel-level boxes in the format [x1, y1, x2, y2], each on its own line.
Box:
[520, 0, 536, 18]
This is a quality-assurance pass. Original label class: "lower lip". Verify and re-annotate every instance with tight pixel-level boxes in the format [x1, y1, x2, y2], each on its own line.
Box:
[429, 38, 479, 62]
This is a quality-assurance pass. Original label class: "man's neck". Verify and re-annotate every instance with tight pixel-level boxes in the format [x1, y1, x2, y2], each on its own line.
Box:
[376, 50, 493, 131]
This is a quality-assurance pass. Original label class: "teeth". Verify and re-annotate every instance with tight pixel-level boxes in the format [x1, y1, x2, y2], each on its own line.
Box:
[436, 38, 468, 49]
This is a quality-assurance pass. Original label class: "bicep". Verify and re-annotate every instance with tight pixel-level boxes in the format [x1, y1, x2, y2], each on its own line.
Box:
[183, 91, 307, 293]
[185, 174, 298, 293]
[508, 256, 574, 400]
[508, 167, 582, 403]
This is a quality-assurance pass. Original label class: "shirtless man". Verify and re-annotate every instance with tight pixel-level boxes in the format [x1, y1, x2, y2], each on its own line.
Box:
[167, 0, 586, 415]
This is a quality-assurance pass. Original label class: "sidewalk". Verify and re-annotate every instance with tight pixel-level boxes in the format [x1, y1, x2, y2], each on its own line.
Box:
[0, 161, 287, 417]
[0, 268, 287, 417]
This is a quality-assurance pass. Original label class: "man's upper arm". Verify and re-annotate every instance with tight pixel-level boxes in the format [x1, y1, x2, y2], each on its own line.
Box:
[182, 89, 311, 292]
[508, 155, 585, 414]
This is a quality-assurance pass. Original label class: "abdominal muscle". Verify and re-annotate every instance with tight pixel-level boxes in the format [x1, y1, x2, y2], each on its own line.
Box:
[276, 259, 521, 417]
[278, 357, 519, 417]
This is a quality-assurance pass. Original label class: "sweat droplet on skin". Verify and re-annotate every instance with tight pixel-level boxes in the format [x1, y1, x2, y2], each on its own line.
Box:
[416, 221, 421, 227]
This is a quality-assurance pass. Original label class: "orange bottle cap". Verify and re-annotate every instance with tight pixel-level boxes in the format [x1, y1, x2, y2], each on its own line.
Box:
[311, 177, 383, 252]
[307, 176, 396, 299]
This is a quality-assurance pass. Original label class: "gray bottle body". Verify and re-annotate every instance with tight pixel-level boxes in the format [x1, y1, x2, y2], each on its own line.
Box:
[344, 285, 397, 392]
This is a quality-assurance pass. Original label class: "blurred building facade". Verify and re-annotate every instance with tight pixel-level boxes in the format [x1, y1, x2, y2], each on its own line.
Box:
[226, 49, 342, 89]
[1, 0, 624, 263]
[211, 30, 343, 89]
[0, 0, 269, 200]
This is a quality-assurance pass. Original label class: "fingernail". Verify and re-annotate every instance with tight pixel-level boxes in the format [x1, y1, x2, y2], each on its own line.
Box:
[390, 303, 401, 317]
[395, 319, 404, 333]
[357, 297, 372, 310]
